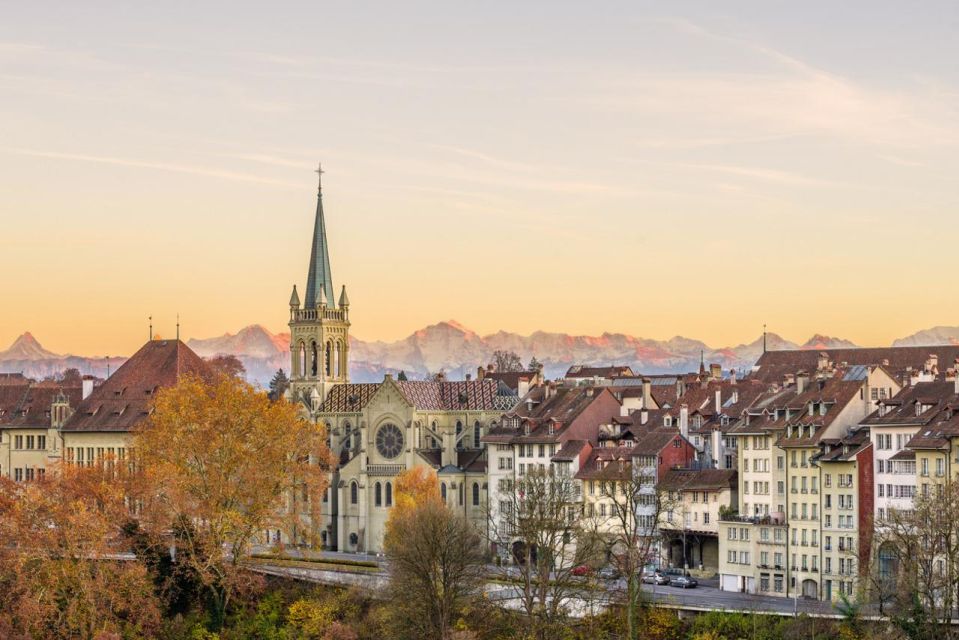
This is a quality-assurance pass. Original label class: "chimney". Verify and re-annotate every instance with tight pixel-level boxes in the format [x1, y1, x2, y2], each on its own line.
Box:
[477, 366, 486, 380]
[954, 360, 959, 394]
[642, 378, 652, 409]
[679, 404, 689, 439]
[712, 429, 722, 467]
[640, 409, 649, 425]
[729, 369, 737, 385]
[796, 372, 808, 395]
[465, 373, 472, 381]
[81, 376, 95, 400]
[817, 352, 829, 371]
[715, 389, 722, 414]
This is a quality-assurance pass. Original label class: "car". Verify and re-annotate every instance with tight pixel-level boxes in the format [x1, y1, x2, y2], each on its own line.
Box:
[597, 566, 621, 580]
[572, 564, 592, 577]
[641, 571, 670, 585]
[669, 575, 698, 589]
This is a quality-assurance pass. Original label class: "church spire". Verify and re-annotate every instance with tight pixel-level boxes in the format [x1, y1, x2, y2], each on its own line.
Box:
[304, 163, 334, 308]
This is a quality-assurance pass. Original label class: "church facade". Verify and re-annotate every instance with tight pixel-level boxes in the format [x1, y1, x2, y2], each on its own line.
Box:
[286, 168, 517, 553]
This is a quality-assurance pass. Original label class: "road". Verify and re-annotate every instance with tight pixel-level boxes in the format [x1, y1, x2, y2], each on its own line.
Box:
[249, 554, 841, 619]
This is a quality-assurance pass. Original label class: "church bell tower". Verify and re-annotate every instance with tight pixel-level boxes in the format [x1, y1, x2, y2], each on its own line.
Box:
[288, 164, 351, 405]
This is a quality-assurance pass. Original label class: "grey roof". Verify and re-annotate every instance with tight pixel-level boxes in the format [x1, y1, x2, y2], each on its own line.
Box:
[304, 171, 335, 308]
[842, 365, 869, 381]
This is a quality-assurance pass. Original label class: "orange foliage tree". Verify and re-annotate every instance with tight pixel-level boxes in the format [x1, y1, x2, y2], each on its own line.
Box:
[385, 467, 440, 540]
[0, 467, 161, 639]
[131, 374, 334, 627]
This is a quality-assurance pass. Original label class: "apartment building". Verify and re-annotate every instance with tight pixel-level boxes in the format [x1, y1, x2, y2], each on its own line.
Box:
[659, 467, 737, 572]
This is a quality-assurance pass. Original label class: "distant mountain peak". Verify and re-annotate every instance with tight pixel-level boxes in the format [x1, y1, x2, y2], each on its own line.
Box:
[0, 332, 61, 361]
[801, 334, 859, 350]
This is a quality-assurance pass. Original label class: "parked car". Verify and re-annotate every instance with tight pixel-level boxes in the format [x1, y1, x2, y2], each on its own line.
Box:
[641, 570, 670, 585]
[572, 564, 592, 577]
[669, 575, 698, 589]
[597, 565, 621, 580]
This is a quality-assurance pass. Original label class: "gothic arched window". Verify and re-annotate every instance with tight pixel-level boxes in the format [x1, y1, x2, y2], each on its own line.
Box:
[350, 481, 358, 505]
[441, 483, 447, 502]
[472, 482, 480, 506]
[325, 341, 333, 377]
[474, 421, 482, 449]
[386, 482, 393, 507]
[310, 341, 318, 377]
[299, 343, 306, 378]
[334, 341, 341, 378]
[455, 421, 463, 450]
[374, 482, 382, 507]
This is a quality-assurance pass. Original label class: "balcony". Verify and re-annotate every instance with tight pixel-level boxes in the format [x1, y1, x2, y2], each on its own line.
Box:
[366, 463, 406, 476]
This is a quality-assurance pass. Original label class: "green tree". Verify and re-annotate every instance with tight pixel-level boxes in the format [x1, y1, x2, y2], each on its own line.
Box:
[397, 370, 408, 381]
[268, 368, 291, 400]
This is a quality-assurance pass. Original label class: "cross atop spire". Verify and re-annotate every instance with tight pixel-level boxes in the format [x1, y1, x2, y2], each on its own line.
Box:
[315, 162, 324, 195]
[304, 163, 334, 308]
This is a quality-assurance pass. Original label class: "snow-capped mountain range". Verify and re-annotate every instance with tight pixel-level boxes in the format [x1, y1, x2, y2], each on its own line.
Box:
[1, 322, 954, 387]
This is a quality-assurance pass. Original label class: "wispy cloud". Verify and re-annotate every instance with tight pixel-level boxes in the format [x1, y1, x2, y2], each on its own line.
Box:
[2, 148, 301, 189]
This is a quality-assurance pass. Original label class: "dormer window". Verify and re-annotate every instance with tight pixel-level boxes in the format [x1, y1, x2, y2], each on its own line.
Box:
[664, 417, 672, 427]
[819, 403, 827, 416]
[524, 424, 530, 436]
[809, 403, 815, 416]
[787, 425, 793, 438]
[548, 423, 554, 435]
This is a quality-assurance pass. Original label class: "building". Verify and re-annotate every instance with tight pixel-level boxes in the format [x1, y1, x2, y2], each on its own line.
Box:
[659, 467, 738, 573]
[564, 365, 635, 386]
[314, 375, 514, 552]
[718, 361, 898, 600]
[287, 168, 351, 405]
[0, 376, 89, 480]
[483, 385, 622, 557]
[60, 339, 213, 469]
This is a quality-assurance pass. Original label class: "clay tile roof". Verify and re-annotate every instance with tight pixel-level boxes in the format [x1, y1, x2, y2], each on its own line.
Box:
[62, 340, 212, 432]
[320, 378, 502, 413]
[551, 439, 587, 461]
[565, 365, 635, 379]
[752, 346, 959, 384]
[861, 381, 958, 426]
[660, 468, 738, 491]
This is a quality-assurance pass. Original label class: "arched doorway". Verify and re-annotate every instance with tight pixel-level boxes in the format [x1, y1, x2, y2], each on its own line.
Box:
[802, 579, 818, 599]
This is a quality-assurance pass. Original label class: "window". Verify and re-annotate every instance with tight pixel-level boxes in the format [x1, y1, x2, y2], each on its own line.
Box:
[473, 482, 480, 506]
[350, 482, 358, 505]
[26, 435, 34, 449]
[474, 422, 482, 449]
[14, 435, 22, 450]
[14, 468, 23, 482]
[375, 482, 382, 507]
[385, 482, 393, 507]
[441, 483, 447, 501]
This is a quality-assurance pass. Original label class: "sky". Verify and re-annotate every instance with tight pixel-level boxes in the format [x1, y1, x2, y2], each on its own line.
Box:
[1, 1, 958, 356]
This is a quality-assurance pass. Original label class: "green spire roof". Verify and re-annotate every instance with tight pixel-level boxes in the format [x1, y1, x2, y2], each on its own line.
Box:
[304, 164, 334, 308]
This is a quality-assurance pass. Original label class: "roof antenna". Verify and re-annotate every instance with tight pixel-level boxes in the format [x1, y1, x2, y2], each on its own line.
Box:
[176, 313, 180, 341]
[763, 323, 767, 354]
[149, 316, 153, 342]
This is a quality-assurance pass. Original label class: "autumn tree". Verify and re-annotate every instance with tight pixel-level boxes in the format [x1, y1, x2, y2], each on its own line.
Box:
[0, 467, 161, 639]
[131, 374, 333, 628]
[490, 467, 602, 639]
[268, 368, 291, 401]
[384, 484, 485, 640]
[492, 350, 523, 373]
[205, 354, 246, 379]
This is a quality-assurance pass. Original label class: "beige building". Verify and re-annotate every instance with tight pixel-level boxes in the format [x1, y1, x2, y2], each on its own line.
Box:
[60, 339, 213, 470]
[0, 375, 88, 480]
[659, 468, 737, 574]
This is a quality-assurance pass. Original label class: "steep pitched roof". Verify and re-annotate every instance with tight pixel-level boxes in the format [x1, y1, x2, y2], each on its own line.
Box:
[565, 365, 635, 379]
[320, 378, 506, 413]
[0, 380, 84, 428]
[861, 381, 958, 427]
[62, 340, 212, 432]
[304, 173, 335, 308]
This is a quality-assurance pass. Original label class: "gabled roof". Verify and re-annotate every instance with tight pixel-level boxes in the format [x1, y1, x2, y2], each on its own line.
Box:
[62, 340, 212, 432]
[861, 381, 958, 427]
[0, 380, 84, 428]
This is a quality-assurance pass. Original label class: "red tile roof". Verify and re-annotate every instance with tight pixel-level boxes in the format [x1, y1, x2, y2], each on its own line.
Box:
[62, 340, 212, 432]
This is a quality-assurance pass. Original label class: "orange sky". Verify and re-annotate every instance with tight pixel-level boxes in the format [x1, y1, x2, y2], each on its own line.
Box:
[2, 4, 958, 356]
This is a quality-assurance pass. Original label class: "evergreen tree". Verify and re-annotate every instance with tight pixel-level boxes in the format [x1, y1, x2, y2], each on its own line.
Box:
[397, 370, 408, 381]
[527, 356, 542, 372]
[268, 368, 290, 401]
